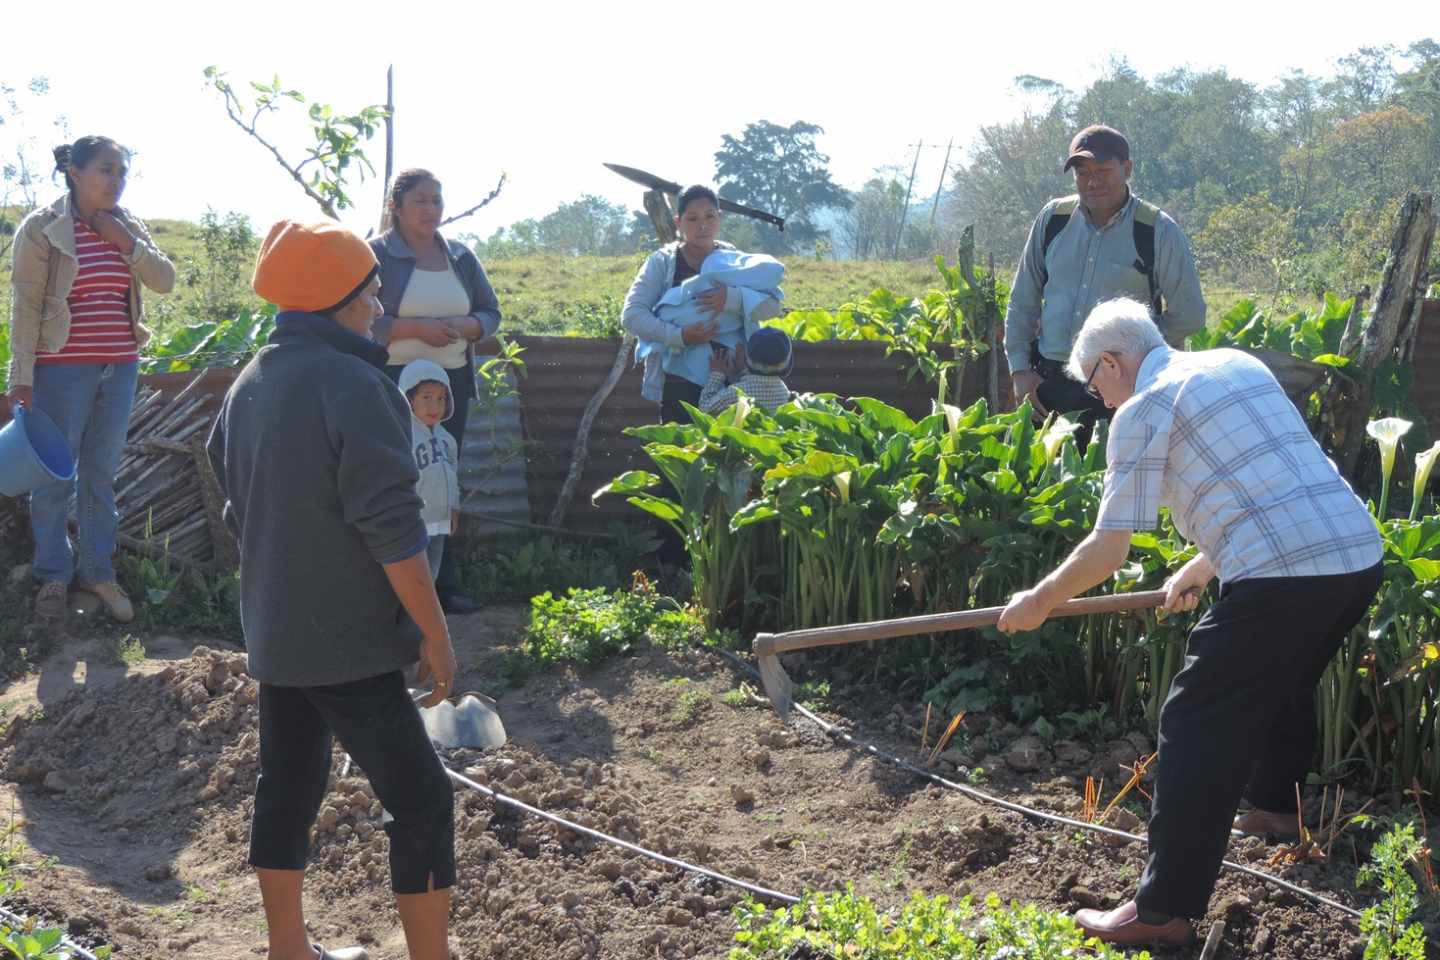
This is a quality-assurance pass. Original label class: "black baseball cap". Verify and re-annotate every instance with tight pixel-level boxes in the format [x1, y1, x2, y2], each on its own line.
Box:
[1064, 125, 1130, 171]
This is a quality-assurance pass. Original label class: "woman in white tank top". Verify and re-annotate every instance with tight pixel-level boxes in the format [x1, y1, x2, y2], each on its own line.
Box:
[370, 169, 503, 614]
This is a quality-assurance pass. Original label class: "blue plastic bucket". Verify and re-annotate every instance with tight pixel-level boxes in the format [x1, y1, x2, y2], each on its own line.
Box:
[0, 405, 76, 496]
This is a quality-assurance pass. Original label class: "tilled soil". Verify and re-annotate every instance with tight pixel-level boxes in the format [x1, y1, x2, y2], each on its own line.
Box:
[0, 607, 1399, 958]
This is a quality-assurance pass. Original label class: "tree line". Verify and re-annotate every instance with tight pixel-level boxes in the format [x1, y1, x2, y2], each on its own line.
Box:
[474, 39, 1440, 302]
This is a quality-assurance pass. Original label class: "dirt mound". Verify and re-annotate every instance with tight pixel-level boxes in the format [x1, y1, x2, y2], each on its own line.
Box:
[0, 648, 755, 959]
[3, 646, 254, 827]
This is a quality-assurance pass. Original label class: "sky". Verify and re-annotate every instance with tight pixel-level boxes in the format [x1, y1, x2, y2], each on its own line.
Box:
[1, 1, 1431, 238]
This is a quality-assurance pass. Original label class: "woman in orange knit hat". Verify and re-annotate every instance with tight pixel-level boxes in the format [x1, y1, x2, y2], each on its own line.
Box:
[207, 219, 458, 960]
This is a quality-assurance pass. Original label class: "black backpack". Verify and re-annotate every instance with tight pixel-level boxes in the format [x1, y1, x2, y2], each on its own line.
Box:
[1038, 196, 1162, 318]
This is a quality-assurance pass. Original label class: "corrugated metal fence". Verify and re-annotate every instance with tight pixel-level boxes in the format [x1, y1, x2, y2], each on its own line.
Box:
[513, 336, 985, 531]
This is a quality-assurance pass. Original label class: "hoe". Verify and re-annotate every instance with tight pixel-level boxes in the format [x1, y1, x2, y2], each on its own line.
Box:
[754, 591, 1171, 718]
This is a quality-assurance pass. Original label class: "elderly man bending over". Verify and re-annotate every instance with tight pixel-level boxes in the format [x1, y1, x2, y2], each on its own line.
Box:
[997, 298, 1381, 947]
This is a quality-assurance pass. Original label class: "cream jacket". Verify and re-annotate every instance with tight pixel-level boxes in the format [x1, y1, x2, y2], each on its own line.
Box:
[7, 194, 175, 386]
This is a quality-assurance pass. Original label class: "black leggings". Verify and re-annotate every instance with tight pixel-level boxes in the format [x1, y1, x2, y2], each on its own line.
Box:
[249, 671, 455, 894]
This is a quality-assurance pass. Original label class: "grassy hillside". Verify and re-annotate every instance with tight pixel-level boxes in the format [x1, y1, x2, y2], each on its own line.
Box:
[484, 254, 946, 336]
[1, 213, 1257, 349]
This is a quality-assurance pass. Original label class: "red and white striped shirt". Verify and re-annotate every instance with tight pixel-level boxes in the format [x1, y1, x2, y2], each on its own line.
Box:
[36, 219, 138, 366]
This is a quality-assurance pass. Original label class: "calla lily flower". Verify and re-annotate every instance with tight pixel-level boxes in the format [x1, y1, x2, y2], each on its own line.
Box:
[1042, 416, 1082, 461]
[1367, 417, 1413, 519]
[732, 392, 753, 424]
[1410, 440, 1440, 521]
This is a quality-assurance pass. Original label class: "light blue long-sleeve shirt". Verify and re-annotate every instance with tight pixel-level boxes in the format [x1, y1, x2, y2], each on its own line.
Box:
[1004, 191, 1205, 375]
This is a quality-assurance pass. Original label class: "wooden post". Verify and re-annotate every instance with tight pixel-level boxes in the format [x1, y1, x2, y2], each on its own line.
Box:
[381, 65, 395, 227]
[548, 335, 637, 527]
[643, 190, 677, 243]
[1325, 192, 1436, 479]
[987, 251, 1001, 412]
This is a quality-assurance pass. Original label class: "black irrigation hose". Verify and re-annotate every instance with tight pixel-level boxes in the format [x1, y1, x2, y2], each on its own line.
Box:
[0, 902, 101, 960]
[443, 765, 801, 906]
[713, 648, 1365, 922]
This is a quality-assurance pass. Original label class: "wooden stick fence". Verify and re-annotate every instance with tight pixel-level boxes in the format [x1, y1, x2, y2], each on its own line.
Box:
[115, 372, 237, 570]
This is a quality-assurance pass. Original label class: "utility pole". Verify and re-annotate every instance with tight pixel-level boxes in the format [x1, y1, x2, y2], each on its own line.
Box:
[895, 139, 922, 258]
[929, 137, 954, 232]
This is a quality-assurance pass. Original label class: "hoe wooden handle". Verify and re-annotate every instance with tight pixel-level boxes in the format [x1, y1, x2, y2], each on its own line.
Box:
[753, 591, 1169, 659]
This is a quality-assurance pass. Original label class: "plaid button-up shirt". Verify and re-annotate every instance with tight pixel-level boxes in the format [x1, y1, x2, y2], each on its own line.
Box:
[1095, 346, 1381, 582]
[700, 372, 792, 415]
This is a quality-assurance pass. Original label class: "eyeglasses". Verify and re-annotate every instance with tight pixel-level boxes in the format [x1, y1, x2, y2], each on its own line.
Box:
[1082, 358, 1103, 399]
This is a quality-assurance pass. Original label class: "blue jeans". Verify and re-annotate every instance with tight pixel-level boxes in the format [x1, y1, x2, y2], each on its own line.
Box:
[29, 362, 139, 585]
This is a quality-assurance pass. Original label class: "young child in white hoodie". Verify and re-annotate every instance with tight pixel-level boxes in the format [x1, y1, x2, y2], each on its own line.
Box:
[398, 359, 461, 580]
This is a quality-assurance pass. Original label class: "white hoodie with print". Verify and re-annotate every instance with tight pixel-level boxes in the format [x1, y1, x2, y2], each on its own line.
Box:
[398, 359, 461, 536]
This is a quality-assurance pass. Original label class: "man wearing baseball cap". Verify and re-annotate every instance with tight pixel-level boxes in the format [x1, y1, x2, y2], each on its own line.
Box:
[206, 220, 458, 960]
[1004, 124, 1205, 447]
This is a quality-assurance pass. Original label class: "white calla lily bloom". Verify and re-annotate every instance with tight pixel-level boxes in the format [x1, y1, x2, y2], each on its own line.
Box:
[1367, 417, 1413, 519]
[1411, 440, 1440, 521]
[1042, 416, 1082, 461]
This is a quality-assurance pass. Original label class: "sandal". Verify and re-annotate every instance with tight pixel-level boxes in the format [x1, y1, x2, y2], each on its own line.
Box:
[314, 946, 370, 960]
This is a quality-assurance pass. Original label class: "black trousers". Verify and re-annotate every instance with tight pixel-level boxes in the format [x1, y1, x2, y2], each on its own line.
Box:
[1136, 563, 1382, 918]
[1032, 352, 1110, 453]
[385, 363, 472, 600]
[656, 376, 702, 569]
[249, 671, 456, 894]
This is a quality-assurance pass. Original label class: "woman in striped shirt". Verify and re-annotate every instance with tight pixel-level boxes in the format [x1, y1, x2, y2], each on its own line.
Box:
[5, 135, 175, 623]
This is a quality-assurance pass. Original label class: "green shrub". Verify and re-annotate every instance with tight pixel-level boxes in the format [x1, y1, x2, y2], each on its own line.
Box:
[730, 886, 1144, 959]
[519, 579, 704, 670]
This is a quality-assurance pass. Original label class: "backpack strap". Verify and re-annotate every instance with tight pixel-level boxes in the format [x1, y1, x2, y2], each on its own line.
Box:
[1131, 198, 1162, 317]
[1037, 196, 1078, 288]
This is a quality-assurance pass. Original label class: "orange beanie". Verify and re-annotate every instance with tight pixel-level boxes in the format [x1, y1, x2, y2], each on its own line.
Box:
[252, 220, 379, 312]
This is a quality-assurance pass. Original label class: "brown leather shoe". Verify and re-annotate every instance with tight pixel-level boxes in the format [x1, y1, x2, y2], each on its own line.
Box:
[1233, 808, 1300, 841]
[33, 581, 68, 621]
[1074, 900, 1194, 947]
[76, 581, 134, 623]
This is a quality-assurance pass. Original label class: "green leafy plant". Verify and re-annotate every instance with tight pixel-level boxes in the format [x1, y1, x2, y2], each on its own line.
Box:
[1356, 822, 1429, 960]
[117, 549, 242, 642]
[766, 254, 1009, 405]
[518, 578, 703, 670]
[729, 886, 1144, 959]
[109, 634, 146, 667]
[140, 304, 278, 375]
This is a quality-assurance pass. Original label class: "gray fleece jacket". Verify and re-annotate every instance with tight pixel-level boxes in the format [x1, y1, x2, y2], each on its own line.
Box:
[206, 311, 428, 687]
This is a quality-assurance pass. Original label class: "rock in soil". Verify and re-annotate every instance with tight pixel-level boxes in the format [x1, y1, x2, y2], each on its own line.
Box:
[1067, 885, 1107, 909]
[1004, 736, 1052, 772]
[1251, 925, 1273, 953]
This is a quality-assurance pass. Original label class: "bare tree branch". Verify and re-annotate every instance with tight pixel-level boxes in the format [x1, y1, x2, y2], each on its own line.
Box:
[440, 173, 507, 227]
[213, 81, 340, 220]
